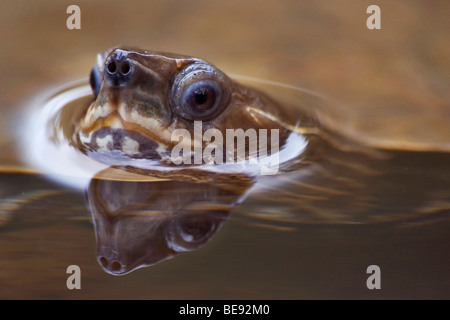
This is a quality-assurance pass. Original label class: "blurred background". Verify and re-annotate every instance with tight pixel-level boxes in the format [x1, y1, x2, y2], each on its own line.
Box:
[0, 0, 449, 299]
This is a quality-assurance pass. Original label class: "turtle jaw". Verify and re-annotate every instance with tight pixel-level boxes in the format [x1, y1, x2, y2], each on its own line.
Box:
[78, 126, 166, 159]
[77, 94, 176, 161]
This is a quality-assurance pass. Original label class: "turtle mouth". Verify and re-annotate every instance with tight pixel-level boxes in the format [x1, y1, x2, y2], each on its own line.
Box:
[78, 127, 166, 159]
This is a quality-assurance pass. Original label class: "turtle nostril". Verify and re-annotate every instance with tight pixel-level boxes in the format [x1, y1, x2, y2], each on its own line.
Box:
[99, 256, 122, 273]
[104, 56, 133, 86]
[121, 61, 130, 75]
[107, 60, 117, 73]
[111, 260, 122, 271]
[99, 256, 108, 268]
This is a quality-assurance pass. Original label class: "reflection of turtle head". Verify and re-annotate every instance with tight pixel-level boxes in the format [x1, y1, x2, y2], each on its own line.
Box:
[86, 169, 253, 275]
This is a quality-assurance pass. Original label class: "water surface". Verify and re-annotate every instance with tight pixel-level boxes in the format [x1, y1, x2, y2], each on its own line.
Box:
[0, 0, 449, 299]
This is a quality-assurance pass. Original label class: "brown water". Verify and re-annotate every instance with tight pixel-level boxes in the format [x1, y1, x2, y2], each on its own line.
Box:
[0, 0, 449, 299]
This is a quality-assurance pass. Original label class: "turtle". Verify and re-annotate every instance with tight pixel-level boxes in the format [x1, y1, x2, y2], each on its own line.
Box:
[7, 46, 450, 275]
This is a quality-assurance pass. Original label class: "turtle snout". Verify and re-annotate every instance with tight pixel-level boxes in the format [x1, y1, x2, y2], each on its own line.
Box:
[98, 255, 125, 274]
[97, 246, 128, 275]
[104, 54, 134, 87]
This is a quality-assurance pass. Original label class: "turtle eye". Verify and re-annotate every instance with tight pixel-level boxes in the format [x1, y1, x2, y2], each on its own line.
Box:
[166, 212, 223, 252]
[89, 65, 101, 98]
[181, 80, 222, 119]
[171, 63, 231, 121]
